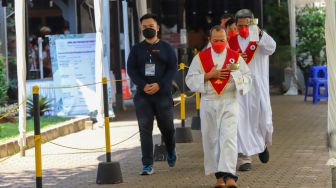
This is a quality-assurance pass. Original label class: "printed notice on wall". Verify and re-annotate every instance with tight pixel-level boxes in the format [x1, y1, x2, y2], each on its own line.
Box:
[49, 33, 98, 116]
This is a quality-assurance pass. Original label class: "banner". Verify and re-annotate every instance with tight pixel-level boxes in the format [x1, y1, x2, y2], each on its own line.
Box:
[49, 33, 99, 116]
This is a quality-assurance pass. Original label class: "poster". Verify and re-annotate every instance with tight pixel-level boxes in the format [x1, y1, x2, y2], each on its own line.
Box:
[49, 33, 101, 116]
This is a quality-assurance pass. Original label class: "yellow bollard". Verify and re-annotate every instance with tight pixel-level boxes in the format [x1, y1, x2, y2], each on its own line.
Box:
[196, 92, 200, 111]
[175, 62, 193, 143]
[179, 63, 186, 127]
[181, 93, 186, 122]
[191, 92, 201, 130]
[96, 77, 123, 184]
[102, 77, 111, 162]
[33, 86, 42, 188]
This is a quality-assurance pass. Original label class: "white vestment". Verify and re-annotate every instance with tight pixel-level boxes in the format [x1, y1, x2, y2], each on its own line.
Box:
[236, 33, 277, 156]
[186, 48, 252, 175]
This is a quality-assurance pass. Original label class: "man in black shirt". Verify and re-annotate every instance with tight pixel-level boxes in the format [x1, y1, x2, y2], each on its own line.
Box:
[127, 13, 178, 175]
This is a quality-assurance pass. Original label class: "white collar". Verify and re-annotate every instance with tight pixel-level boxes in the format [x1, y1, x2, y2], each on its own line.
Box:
[210, 47, 227, 57]
[238, 35, 250, 42]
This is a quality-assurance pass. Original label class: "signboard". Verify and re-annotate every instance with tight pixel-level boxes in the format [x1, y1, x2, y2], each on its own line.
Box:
[49, 33, 99, 116]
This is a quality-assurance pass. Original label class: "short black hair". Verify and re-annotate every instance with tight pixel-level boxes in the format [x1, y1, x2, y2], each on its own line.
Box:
[235, 9, 254, 19]
[225, 18, 236, 28]
[140, 13, 159, 24]
[209, 25, 225, 37]
[221, 13, 234, 20]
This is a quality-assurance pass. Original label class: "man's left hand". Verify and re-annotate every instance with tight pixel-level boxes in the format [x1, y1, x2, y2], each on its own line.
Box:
[145, 83, 160, 95]
[258, 27, 263, 38]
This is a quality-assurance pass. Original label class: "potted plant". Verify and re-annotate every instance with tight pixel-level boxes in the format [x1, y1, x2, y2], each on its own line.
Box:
[26, 96, 53, 117]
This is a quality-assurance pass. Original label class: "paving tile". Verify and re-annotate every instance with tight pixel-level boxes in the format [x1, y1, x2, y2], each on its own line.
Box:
[0, 96, 331, 188]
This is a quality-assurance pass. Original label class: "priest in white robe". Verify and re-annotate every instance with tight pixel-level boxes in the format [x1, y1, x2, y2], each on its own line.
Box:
[228, 9, 277, 171]
[186, 25, 252, 188]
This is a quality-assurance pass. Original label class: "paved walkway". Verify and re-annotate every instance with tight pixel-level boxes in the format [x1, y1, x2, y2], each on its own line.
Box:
[0, 95, 330, 188]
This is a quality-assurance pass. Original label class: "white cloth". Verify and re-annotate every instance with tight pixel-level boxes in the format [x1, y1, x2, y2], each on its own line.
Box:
[237, 32, 277, 156]
[238, 154, 252, 166]
[15, 0, 27, 147]
[94, 0, 104, 124]
[186, 48, 252, 175]
[325, 0, 336, 165]
[237, 35, 250, 52]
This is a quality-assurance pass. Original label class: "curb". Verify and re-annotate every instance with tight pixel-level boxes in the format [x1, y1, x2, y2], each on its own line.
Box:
[0, 116, 91, 158]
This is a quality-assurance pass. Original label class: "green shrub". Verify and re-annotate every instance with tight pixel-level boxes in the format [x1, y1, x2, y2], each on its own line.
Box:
[7, 78, 18, 102]
[0, 55, 8, 105]
[297, 5, 326, 66]
[0, 103, 18, 123]
[8, 56, 17, 80]
[264, 2, 290, 46]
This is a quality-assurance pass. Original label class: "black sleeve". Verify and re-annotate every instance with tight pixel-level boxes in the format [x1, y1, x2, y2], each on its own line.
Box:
[158, 44, 178, 88]
[127, 46, 146, 89]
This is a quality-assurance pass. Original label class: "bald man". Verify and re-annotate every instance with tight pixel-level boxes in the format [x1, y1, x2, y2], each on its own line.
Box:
[186, 25, 252, 188]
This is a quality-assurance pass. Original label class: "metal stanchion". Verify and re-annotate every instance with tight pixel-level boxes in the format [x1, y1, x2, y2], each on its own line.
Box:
[154, 136, 167, 161]
[191, 92, 201, 130]
[96, 77, 123, 184]
[332, 168, 336, 188]
[33, 86, 42, 188]
[176, 63, 193, 143]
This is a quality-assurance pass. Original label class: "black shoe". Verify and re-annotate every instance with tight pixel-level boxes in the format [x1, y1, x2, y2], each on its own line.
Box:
[258, 147, 269, 163]
[167, 151, 177, 167]
[238, 163, 251, 171]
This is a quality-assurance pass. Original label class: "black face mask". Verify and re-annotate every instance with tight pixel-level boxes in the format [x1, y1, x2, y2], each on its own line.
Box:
[142, 28, 156, 39]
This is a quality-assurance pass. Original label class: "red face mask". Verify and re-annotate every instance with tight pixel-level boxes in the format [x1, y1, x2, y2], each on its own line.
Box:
[227, 30, 237, 39]
[238, 26, 249, 38]
[211, 42, 226, 53]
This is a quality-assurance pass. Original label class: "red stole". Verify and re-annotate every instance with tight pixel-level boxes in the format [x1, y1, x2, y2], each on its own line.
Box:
[228, 35, 258, 64]
[198, 48, 240, 96]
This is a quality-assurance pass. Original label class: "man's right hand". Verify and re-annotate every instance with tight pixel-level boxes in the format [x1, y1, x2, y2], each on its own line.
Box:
[240, 52, 248, 62]
[143, 83, 160, 95]
[205, 66, 230, 80]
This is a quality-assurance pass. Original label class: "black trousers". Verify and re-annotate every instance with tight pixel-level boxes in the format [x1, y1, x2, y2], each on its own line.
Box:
[133, 93, 176, 166]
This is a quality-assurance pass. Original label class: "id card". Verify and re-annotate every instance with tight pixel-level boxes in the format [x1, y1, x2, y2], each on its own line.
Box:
[145, 63, 155, 76]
